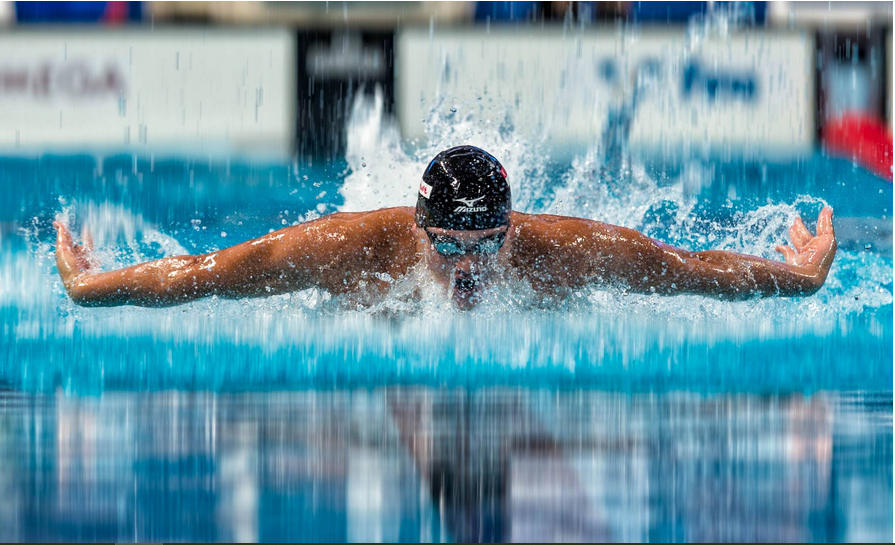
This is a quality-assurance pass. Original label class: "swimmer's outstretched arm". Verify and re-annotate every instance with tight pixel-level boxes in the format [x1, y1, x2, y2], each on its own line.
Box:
[541, 207, 837, 299]
[54, 209, 413, 307]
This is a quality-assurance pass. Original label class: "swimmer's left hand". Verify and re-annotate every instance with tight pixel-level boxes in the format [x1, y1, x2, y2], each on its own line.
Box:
[775, 206, 837, 285]
[53, 221, 98, 291]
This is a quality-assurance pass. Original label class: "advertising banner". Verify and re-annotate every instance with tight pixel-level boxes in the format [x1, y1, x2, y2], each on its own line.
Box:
[0, 29, 294, 158]
[397, 28, 814, 158]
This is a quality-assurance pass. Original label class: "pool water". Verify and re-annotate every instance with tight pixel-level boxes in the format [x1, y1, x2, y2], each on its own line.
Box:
[0, 97, 892, 540]
[0, 388, 889, 542]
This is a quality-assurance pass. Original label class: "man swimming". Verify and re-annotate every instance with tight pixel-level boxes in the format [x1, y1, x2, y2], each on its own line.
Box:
[54, 146, 837, 310]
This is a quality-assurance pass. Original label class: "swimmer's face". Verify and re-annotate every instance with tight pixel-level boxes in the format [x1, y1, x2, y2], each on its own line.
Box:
[421, 225, 509, 310]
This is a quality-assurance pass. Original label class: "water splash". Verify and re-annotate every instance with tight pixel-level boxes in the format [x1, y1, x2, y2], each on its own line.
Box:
[340, 86, 553, 213]
[53, 200, 188, 270]
[329, 81, 893, 333]
[340, 87, 418, 212]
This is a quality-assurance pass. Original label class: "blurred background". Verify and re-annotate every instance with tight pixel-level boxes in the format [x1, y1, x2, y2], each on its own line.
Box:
[0, 1, 890, 175]
[0, 3, 892, 543]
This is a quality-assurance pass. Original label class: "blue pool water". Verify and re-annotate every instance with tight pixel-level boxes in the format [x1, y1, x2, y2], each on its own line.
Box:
[0, 140, 892, 540]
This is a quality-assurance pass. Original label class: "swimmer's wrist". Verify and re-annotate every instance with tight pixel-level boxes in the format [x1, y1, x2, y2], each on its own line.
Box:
[784, 264, 827, 295]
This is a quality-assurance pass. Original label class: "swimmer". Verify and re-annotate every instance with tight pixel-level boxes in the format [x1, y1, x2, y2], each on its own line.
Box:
[54, 146, 837, 310]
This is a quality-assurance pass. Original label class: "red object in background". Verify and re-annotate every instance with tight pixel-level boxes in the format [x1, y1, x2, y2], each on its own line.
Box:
[822, 112, 893, 181]
[103, 1, 128, 24]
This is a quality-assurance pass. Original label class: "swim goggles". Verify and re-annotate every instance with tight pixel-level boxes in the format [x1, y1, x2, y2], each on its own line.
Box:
[425, 229, 507, 256]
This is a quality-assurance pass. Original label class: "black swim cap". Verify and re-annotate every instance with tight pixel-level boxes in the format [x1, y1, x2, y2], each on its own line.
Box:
[415, 145, 512, 230]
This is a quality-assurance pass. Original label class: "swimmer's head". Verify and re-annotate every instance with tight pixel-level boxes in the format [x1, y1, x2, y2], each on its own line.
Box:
[415, 145, 511, 231]
[415, 146, 511, 309]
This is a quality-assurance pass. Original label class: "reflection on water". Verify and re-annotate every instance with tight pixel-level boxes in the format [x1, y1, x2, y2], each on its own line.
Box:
[0, 388, 889, 542]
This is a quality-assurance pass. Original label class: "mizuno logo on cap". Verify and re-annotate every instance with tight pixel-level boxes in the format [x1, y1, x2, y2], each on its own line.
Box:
[453, 196, 488, 213]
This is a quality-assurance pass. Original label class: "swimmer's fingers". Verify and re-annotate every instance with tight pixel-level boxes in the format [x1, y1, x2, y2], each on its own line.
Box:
[53, 220, 72, 246]
[816, 206, 835, 238]
[53, 221, 83, 283]
[53, 221, 80, 258]
[775, 244, 797, 265]
[789, 216, 812, 251]
[80, 224, 94, 253]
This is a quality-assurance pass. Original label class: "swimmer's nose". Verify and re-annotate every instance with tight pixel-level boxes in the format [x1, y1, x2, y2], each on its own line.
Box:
[455, 255, 477, 273]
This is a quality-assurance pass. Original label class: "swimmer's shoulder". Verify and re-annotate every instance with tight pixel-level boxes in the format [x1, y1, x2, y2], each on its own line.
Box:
[344, 207, 416, 241]
[335, 207, 419, 276]
[293, 206, 415, 235]
[278, 206, 419, 277]
[300, 206, 413, 225]
[263, 207, 416, 256]
[509, 211, 615, 245]
[366, 206, 416, 226]
[310, 207, 418, 256]
[508, 212, 628, 286]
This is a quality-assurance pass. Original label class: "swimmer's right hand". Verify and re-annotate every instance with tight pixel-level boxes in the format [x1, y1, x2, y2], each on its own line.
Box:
[53, 221, 98, 294]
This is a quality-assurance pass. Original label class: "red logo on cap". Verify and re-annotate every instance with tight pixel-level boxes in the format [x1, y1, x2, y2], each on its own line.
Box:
[499, 166, 507, 180]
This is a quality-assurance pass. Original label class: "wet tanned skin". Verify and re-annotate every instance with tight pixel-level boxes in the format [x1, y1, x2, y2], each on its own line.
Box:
[55, 206, 837, 308]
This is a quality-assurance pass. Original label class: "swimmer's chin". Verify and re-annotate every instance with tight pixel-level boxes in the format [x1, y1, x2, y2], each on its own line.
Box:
[451, 286, 481, 310]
